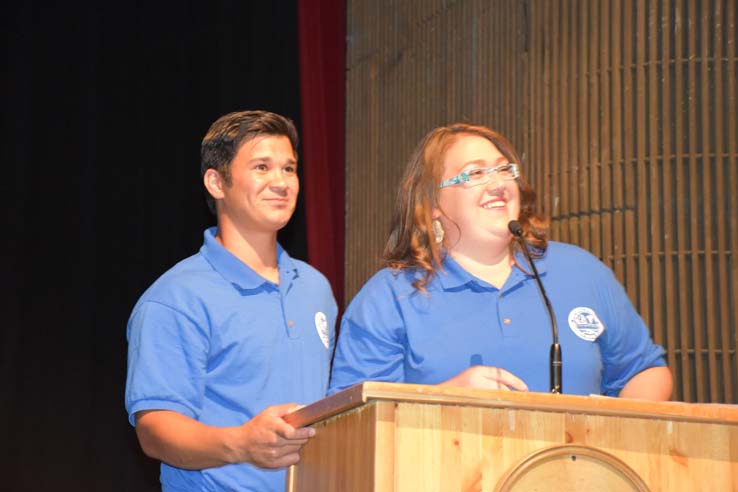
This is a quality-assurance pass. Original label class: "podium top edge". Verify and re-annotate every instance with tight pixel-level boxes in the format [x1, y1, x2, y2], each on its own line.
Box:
[283, 381, 738, 428]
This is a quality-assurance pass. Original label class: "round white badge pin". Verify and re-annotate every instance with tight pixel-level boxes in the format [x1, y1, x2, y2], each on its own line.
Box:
[567, 307, 605, 341]
[314, 312, 330, 349]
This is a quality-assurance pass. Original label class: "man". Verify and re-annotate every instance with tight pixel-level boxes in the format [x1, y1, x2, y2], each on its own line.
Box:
[125, 110, 337, 491]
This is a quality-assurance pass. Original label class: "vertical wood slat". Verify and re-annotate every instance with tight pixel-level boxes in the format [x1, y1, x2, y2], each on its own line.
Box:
[518, 0, 529, 165]
[567, 0, 580, 246]
[543, 0, 553, 232]
[558, 0, 569, 245]
[726, 0, 738, 404]
[600, 0, 613, 270]
[530, 0, 541, 209]
[687, 0, 706, 403]
[590, 0, 602, 260]
[500, 0, 508, 130]
[660, 0, 679, 382]
[535, 0, 545, 220]
[565, 0, 574, 242]
[623, 0, 639, 306]
[611, 0, 626, 282]
[636, 0, 651, 332]
[700, 0, 718, 402]
[647, 0, 664, 348]
[579, 0, 592, 254]
[713, 0, 732, 404]
[673, 0, 693, 401]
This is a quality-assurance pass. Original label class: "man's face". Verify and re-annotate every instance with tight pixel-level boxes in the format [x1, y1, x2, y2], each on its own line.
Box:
[216, 134, 299, 234]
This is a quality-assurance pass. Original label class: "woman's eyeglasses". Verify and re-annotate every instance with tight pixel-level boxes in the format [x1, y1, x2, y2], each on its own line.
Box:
[439, 163, 520, 189]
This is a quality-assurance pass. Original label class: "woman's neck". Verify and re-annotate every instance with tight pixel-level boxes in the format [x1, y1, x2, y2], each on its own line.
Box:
[448, 243, 513, 289]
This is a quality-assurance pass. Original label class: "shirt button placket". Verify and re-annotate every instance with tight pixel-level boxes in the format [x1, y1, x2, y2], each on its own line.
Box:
[499, 291, 514, 336]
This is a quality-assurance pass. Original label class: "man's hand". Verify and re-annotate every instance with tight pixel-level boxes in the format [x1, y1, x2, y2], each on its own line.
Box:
[231, 403, 316, 468]
[135, 404, 316, 470]
[440, 365, 528, 391]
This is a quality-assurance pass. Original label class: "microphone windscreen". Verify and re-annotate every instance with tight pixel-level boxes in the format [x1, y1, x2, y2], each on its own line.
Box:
[508, 220, 523, 237]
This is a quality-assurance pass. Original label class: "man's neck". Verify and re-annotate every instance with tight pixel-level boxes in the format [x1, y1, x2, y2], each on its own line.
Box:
[215, 220, 280, 284]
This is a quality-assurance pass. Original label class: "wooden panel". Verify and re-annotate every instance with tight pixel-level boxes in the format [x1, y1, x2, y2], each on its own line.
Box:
[374, 401, 396, 491]
[390, 402, 737, 491]
[286, 402, 380, 492]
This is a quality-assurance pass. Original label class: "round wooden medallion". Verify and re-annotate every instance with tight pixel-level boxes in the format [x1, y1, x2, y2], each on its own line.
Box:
[495, 444, 650, 492]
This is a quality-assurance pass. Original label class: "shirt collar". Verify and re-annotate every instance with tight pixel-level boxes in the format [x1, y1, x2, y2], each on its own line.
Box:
[514, 245, 548, 275]
[435, 253, 479, 290]
[435, 247, 548, 291]
[200, 227, 298, 291]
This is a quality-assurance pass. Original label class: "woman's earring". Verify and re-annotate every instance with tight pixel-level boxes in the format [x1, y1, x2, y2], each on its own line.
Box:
[432, 219, 445, 244]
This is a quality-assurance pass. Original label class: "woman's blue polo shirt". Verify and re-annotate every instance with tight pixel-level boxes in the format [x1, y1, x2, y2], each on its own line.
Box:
[329, 241, 665, 397]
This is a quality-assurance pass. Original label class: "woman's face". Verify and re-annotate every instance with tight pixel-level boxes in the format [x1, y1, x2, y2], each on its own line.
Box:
[435, 134, 521, 254]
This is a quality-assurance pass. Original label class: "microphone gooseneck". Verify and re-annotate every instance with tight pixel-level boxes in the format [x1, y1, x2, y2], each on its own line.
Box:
[508, 220, 562, 394]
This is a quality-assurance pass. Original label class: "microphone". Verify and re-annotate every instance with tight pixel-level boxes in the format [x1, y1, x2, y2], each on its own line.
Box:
[508, 220, 562, 394]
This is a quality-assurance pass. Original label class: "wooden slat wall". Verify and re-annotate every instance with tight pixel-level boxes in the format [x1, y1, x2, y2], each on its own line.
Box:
[345, 0, 738, 403]
[526, 0, 738, 403]
[345, 0, 528, 299]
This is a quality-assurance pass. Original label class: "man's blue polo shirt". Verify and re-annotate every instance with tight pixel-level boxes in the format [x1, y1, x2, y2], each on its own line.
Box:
[329, 241, 665, 396]
[126, 227, 337, 492]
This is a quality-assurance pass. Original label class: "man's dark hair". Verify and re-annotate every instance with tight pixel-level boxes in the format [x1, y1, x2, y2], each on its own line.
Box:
[200, 110, 299, 214]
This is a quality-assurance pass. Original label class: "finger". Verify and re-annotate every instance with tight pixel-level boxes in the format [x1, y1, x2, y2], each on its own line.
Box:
[265, 402, 302, 417]
[264, 442, 305, 457]
[280, 425, 316, 441]
[262, 441, 308, 467]
[255, 450, 303, 469]
[270, 451, 303, 468]
[270, 415, 316, 440]
[476, 366, 527, 391]
[493, 369, 529, 392]
[475, 377, 510, 391]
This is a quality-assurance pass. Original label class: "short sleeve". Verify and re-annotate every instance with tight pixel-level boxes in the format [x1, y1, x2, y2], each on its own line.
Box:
[328, 272, 408, 394]
[595, 266, 667, 396]
[125, 301, 210, 425]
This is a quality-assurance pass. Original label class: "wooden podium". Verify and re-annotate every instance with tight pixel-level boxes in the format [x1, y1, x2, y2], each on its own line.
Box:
[284, 382, 738, 491]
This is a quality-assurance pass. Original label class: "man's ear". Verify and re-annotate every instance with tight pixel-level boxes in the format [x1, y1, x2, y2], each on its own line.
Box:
[203, 169, 226, 200]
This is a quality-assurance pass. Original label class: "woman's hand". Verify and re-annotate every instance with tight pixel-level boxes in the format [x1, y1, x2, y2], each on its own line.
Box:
[440, 365, 528, 391]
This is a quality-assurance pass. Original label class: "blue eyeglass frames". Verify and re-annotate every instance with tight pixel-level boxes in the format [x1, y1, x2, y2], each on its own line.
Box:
[439, 162, 520, 189]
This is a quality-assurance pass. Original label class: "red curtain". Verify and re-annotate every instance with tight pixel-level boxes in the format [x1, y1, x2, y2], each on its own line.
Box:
[298, 0, 346, 308]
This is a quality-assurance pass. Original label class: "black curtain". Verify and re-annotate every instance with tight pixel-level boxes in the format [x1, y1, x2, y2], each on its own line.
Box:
[2, 2, 304, 490]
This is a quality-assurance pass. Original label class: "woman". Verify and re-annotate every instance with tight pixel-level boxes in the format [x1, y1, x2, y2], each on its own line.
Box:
[329, 123, 672, 399]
